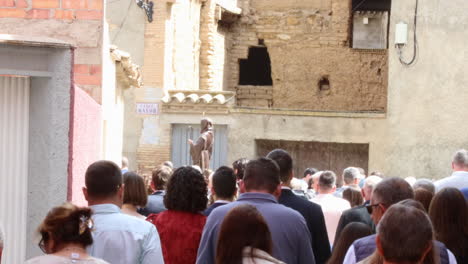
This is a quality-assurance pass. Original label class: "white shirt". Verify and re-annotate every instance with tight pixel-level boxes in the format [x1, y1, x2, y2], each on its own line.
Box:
[87, 204, 164, 264]
[434, 171, 468, 192]
[312, 194, 351, 245]
[343, 244, 458, 264]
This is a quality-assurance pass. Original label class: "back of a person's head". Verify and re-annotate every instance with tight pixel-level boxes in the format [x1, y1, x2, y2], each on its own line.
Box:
[39, 203, 93, 249]
[232, 158, 249, 180]
[152, 165, 173, 190]
[212, 166, 237, 200]
[164, 166, 208, 213]
[318, 171, 336, 191]
[85, 160, 122, 199]
[121, 157, 129, 168]
[243, 158, 280, 193]
[343, 167, 360, 185]
[413, 188, 433, 212]
[266, 149, 293, 183]
[304, 167, 318, 177]
[398, 199, 426, 212]
[372, 177, 414, 207]
[377, 204, 433, 263]
[343, 187, 364, 207]
[327, 222, 373, 264]
[452, 149, 468, 169]
[412, 178, 435, 194]
[429, 187, 468, 257]
[123, 172, 148, 207]
[216, 204, 272, 264]
[163, 161, 174, 169]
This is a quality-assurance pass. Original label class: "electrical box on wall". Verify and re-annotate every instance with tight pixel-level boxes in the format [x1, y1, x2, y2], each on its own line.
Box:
[395, 22, 408, 45]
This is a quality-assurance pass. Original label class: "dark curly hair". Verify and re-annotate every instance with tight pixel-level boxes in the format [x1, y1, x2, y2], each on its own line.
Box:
[164, 166, 208, 213]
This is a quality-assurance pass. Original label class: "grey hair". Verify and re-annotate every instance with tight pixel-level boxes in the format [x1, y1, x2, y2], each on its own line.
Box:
[363, 176, 382, 192]
[373, 177, 414, 206]
[453, 149, 468, 168]
[412, 179, 435, 194]
[343, 167, 360, 184]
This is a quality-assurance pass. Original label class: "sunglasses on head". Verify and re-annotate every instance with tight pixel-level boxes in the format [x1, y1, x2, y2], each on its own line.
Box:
[366, 203, 385, 214]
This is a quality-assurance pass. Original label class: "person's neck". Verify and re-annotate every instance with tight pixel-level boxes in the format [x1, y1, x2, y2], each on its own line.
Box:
[122, 204, 138, 212]
[87, 197, 122, 208]
[281, 182, 292, 188]
[317, 189, 334, 195]
[215, 197, 234, 202]
[53, 243, 88, 258]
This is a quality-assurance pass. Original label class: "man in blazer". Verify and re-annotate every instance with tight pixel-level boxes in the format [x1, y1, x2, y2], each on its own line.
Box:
[267, 149, 331, 264]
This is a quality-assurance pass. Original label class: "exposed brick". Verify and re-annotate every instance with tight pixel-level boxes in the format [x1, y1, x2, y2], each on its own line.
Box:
[0, 0, 14, 7]
[74, 64, 89, 75]
[32, 0, 59, 8]
[88, 0, 102, 10]
[75, 73, 101, 86]
[62, 0, 87, 9]
[54, 9, 75, 20]
[75, 10, 102, 20]
[0, 8, 26, 18]
[26, 9, 50, 19]
[89, 64, 101, 75]
[16, 0, 28, 7]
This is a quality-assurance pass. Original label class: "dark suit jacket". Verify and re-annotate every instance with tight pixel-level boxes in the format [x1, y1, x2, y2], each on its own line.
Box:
[138, 191, 167, 217]
[203, 201, 229, 216]
[279, 188, 331, 264]
[333, 204, 375, 243]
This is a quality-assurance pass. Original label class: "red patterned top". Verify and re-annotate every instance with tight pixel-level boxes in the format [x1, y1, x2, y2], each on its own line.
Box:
[147, 210, 206, 264]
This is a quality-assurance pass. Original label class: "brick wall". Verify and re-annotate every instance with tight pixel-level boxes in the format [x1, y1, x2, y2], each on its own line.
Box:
[0, 0, 103, 103]
[227, 0, 388, 111]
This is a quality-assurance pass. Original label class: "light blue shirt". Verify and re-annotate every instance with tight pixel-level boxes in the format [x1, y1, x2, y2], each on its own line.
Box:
[87, 204, 164, 264]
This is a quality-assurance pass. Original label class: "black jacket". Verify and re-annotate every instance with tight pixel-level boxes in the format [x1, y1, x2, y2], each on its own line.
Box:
[333, 204, 374, 243]
[279, 189, 331, 264]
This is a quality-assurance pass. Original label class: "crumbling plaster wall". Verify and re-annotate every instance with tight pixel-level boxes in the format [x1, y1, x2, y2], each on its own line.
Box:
[228, 0, 388, 111]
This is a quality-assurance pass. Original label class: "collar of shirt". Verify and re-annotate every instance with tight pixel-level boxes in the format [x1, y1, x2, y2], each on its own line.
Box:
[214, 200, 231, 204]
[281, 186, 291, 190]
[90, 204, 121, 215]
[152, 190, 165, 195]
[452, 171, 468, 177]
[237, 192, 278, 203]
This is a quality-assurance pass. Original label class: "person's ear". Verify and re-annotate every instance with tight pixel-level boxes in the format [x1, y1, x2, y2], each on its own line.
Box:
[239, 180, 246, 193]
[118, 184, 125, 201]
[289, 171, 294, 181]
[421, 241, 433, 262]
[332, 186, 337, 192]
[361, 188, 366, 200]
[150, 181, 156, 191]
[210, 186, 216, 197]
[273, 184, 282, 199]
[376, 235, 384, 257]
[82, 187, 89, 202]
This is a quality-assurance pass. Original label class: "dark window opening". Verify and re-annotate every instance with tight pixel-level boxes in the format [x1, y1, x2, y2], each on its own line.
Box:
[352, 0, 391, 11]
[239, 46, 273, 86]
[318, 76, 330, 91]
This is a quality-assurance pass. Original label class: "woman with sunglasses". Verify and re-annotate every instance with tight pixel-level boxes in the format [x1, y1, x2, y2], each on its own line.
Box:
[26, 203, 108, 264]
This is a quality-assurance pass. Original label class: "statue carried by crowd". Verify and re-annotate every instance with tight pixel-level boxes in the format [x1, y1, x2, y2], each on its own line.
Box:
[188, 118, 214, 171]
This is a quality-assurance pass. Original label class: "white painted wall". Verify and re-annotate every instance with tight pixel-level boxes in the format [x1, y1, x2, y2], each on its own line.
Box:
[0, 76, 30, 264]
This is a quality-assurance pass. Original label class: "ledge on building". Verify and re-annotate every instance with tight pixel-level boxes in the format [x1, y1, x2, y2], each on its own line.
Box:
[0, 34, 73, 49]
[161, 90, 236, 114]
[231, 107, 386, 119]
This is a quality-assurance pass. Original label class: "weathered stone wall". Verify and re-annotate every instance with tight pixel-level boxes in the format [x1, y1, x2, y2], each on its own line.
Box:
[0, 0, 103, 103]
[228, 0, 388, 111]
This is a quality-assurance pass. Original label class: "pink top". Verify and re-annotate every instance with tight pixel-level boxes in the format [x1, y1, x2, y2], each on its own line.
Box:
[312, 194, 351, 245]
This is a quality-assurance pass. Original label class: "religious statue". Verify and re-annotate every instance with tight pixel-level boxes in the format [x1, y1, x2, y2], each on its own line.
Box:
[188, 118, 214, 171]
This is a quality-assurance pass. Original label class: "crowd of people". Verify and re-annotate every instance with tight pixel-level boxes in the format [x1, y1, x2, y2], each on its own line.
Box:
[1, 149, 467, 264]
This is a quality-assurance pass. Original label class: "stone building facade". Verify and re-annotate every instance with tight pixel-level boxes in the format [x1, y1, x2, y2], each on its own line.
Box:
[114, 0, 390, 178]
[117, 0, 467, 183]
